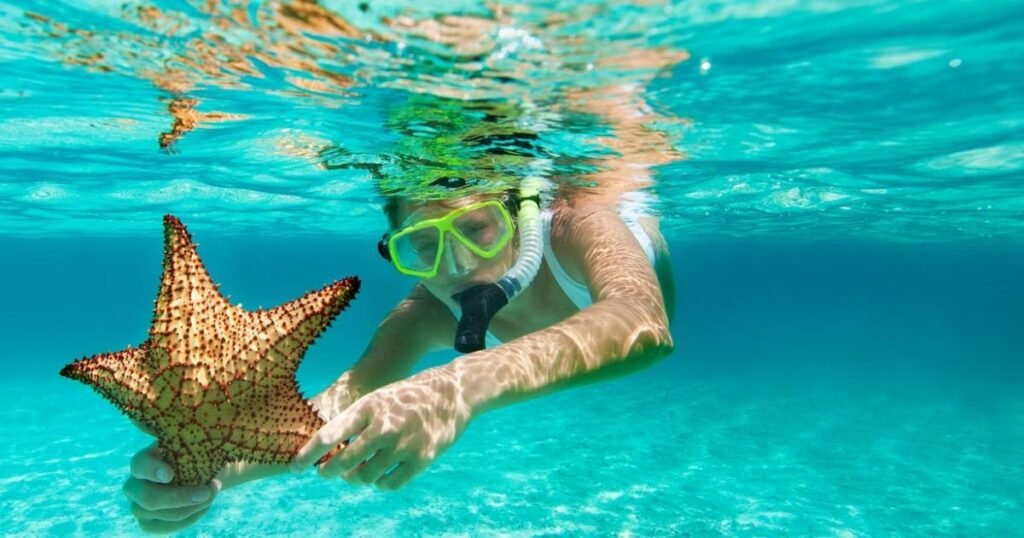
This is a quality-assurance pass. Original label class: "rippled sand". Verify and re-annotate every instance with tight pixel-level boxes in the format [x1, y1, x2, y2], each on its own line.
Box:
[3, 374, 1020, 536]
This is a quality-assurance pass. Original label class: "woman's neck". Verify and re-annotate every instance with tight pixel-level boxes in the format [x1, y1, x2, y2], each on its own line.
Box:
[488, 258, 579, 340]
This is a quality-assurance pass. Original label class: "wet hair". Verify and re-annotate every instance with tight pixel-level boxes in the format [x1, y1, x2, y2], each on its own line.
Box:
[382, 177, 520, 229]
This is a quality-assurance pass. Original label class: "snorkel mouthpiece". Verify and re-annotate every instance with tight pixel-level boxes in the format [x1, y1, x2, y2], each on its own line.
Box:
[452, 283, 509, 352]
[450, 174, 547, 352]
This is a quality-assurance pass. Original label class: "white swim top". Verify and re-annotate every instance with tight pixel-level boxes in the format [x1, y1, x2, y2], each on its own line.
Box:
[540, 208, 657, 312]
[447, 206, 658, 349]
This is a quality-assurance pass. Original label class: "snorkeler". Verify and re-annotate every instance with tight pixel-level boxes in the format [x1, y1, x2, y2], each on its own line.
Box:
[122, 174, 676, 532]
[112, 0, 686, 528]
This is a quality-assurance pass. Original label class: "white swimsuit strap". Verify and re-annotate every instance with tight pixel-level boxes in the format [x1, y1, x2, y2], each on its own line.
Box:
[542, 210, 594, 311]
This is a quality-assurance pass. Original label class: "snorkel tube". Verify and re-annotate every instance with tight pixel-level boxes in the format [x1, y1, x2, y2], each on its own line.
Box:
[452, 176, 546, 352]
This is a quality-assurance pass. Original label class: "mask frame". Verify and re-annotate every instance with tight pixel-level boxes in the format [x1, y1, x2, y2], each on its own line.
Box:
[377, 197, 516, 279]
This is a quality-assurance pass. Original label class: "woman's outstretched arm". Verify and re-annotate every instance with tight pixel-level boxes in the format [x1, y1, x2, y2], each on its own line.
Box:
[451, 205, 675, 415]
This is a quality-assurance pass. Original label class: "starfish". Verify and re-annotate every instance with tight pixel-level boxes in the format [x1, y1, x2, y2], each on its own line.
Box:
[60, 215, 359, 485]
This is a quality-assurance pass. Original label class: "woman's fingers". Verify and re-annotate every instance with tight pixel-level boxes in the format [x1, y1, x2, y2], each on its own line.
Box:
[122, 476, 219, 512]
[375, 460, 425, 491]
[326, 433, 382, 477]
[124, 443, 221, 533]
[130, 443, 173, 484]
[318, 434, 382, 479]
[130, 501, 207, 523]
[137, 506, 210, 535]
[345, 449, 398, 486]
[293, 406, 370, 471]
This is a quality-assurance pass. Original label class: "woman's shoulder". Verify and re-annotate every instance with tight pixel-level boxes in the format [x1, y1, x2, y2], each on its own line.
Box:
[547, 197, 620, 233]
[548, 198, 635, 236]
[546, 199, 640, 281]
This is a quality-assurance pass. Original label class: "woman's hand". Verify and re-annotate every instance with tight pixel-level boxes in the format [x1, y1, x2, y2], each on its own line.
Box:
[291, 369, 473, 490]
[122, 443, 221, 534]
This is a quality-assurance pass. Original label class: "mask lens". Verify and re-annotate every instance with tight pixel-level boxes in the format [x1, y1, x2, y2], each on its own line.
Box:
[452, 203, 509, 254]
[391, 226, 441, 273]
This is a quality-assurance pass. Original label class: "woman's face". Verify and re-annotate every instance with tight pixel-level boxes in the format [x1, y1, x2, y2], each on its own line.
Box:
[391, 196, 518, 301]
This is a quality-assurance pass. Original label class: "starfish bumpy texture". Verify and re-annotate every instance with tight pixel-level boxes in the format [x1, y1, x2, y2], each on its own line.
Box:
[60, 215, 360, 485]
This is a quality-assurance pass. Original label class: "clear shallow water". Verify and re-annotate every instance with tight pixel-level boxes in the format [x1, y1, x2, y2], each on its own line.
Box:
[1, 0, 1022, 240]
[1, 0, 1023, 536]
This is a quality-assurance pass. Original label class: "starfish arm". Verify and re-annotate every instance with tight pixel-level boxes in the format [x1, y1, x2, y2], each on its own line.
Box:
[251, 277, 360, 372]
[149, 215, 233, 367]
[60, 345, 153, 415]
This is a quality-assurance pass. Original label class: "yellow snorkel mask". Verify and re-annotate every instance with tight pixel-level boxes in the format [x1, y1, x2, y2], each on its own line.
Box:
[377, 196, 517, 279]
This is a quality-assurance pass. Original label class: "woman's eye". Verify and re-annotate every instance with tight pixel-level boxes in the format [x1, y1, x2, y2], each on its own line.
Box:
[465, 223, 490, 239]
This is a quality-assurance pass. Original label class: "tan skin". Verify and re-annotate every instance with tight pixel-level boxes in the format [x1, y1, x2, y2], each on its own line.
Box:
[123, 195, 675, 533]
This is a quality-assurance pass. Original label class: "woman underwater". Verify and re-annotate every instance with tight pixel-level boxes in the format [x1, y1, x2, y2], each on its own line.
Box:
[123, 172, 676, 531]
[120, 11, 684, 529]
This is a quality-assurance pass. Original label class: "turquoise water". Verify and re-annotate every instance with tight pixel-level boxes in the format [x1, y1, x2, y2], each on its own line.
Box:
[2, 0, 1023, 536]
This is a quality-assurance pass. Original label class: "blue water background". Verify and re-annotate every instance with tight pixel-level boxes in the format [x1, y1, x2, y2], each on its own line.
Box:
[2, 236, 1021, 536]
[1, 0, 1023, 535]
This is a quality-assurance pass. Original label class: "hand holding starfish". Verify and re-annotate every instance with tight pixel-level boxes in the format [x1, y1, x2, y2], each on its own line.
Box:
[291, 368, 474, 490]
[122, 443, 221, 533]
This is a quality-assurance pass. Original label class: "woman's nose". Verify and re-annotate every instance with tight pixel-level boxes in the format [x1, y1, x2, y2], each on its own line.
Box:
[442, 236, 476, 277]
